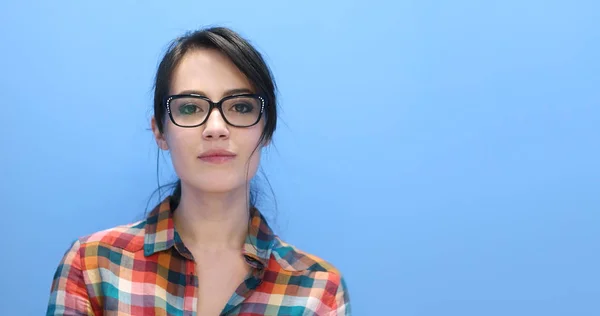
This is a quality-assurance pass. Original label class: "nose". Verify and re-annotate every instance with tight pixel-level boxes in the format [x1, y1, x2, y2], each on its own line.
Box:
[202, 109, 230, 140]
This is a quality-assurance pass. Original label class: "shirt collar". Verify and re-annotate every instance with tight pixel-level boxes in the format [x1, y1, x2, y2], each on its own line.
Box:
[144, 196, 275, 268]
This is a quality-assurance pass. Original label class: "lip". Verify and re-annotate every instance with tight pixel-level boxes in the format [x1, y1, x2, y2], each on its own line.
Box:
[198, 149, 236, 164]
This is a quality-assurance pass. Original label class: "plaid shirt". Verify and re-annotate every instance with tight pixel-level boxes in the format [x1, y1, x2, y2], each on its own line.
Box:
[46, 197, 351, 315]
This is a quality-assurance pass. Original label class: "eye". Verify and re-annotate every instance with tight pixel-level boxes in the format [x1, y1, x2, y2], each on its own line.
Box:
[231, 102, 254, 114]
[178, 103, 202, 115]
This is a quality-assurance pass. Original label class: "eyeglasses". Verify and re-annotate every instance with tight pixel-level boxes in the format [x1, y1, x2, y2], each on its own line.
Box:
[165, 93, 265, 128]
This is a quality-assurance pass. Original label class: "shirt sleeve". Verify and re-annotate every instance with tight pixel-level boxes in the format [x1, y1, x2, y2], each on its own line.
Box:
[46, 239, 95, 316]
[329, 275, 351, 315]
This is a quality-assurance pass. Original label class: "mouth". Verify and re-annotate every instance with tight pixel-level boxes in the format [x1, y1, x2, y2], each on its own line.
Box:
[198, 149, 237, 164]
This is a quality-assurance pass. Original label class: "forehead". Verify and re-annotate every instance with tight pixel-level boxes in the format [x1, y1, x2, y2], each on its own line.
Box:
[170, 48, 254, 100]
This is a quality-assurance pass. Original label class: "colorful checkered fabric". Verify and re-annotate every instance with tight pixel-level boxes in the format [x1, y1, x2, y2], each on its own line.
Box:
[46, 197, 351, 315]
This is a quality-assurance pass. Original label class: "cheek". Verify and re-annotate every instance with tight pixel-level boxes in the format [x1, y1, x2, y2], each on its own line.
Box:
[243, 147, 262, 182]
[164, 128, 200, 162]
[248, 147, 262, 169]
[237, 128, 264, 171]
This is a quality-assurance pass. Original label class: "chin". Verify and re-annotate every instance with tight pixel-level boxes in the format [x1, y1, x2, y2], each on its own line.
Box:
[190, 179, 247, 194]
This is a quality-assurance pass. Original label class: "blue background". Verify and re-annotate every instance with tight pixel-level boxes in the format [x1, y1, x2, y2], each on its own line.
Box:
[1, 1, 598, 315]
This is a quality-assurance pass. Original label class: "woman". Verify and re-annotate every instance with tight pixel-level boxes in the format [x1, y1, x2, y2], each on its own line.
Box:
[46, 27, 351, 315]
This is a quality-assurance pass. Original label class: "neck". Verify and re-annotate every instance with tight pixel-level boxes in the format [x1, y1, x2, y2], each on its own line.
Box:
[173, 183, 250, 251]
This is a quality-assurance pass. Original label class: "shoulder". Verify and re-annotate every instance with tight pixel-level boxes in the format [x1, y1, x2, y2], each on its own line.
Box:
[70, 219, 147, 255]
[268, 237, 352, 314]
[271, 237, 343, 276]
[48, 220, 147, 315]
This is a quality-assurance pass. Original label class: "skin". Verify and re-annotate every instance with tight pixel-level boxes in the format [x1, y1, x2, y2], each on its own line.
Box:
[151, 48, 267, 315]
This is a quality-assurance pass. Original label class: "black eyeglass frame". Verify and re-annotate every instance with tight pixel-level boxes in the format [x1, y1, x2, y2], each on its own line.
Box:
[164, 93, 266, 128]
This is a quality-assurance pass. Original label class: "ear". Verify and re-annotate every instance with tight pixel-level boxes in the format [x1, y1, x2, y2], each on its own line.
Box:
[151, 117, 169, 150]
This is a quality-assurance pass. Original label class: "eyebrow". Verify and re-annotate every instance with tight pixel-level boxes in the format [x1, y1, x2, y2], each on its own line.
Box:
[176, 88, 254, 98]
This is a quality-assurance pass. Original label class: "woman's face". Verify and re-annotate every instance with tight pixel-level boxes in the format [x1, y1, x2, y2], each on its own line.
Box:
[152, 48, 265, 195]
